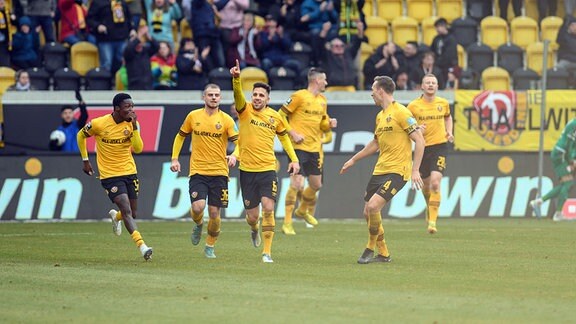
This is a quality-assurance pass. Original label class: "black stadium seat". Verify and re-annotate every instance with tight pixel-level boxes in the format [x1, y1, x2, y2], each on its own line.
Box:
[268, 67, 297, 90]
[42, 42, 69, 74]
[451, 17, 479, 48]
[26, 67, 51, 90]
[512, 67, 540, 90]
[52, 67, 80, 90]
[497, 43, 524, 74]
[467, 43, 494, 74]
[208, 67, 232, 90]
[85, 67, 112, 90]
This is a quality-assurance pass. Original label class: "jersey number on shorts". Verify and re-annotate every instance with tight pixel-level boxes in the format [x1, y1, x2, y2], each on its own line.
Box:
[133, 179, 140, 194]
[437, 156, 446, 170]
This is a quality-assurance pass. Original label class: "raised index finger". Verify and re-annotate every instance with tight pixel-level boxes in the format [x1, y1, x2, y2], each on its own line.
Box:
[235, 59, 240, 70]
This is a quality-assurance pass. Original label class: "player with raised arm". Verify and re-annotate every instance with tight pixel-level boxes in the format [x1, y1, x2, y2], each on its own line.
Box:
[341, 76, 424, 264]
[170, 84, 239, 258]
[407, 74, 453, 234]
[229, 59, 300, 263]
[77, 93, 153, 261]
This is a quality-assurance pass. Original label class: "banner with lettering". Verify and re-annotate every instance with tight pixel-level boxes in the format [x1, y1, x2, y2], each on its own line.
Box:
[454, 90, 576, 151]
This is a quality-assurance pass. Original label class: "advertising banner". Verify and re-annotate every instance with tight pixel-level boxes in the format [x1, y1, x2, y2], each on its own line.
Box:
[454, 90, 576, 151]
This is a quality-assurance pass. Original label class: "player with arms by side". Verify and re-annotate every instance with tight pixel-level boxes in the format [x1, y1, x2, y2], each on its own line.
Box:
[77, 93, 153, 261]
[170, 84, 239, 258]
[341, 76, 425, 264]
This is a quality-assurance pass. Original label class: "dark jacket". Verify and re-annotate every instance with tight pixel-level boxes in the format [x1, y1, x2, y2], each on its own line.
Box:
[176, 49, 211, 90]
[123, 37, 158, 90]
[362, 44, 406, 89]
[430, 32, 458, 71]
[557, 15, 576, 63]
[259, 28, 292, 65]
[11, 17, 38, 62]
[190, 0, 228, 38]
[51, 102, 88, 152]
[321, 36, 360, 87]
[87, 0, 133, 42]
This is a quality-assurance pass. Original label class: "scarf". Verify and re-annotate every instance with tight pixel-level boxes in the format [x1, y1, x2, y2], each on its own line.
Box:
[15, 82, 31, 91]
[237, 27, 257, 61]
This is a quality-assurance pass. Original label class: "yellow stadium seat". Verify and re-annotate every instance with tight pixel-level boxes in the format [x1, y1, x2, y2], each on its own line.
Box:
[0, 66, 16, 94]
[359, 42, 375, 88]
[406, 0, 433, 23]
[541, 16, 563, 50]
[510, 16, 539, 50]
[326, 85, 356, 92]
[525, 0, 539, 21]
[364, 16, 388, 47]
[436, 0, 463, 23]
[70, 41, 99, 76]
[391, 16, 419, 48]
[240, 67, 268, 91]
[180, 19, 193, 39]
[377, 0, 403, 22]
[421, 16, 438, 46]
[457, 44, 466, 68]
[363, 0, 374, 16]
[481, 16, 509, 50]
[526, 42, 555, 75]
[482, 66, 510, 90]
[254, 15, 265, 30]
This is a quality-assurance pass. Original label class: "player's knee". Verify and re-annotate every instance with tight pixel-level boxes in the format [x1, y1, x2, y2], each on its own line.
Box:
[365, 202, 380, 215]
[208, 210, 220, 219]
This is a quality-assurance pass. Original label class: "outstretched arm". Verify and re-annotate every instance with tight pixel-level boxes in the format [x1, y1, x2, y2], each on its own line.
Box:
[340, 138, 378, 174]
[230, 59, 247, 113]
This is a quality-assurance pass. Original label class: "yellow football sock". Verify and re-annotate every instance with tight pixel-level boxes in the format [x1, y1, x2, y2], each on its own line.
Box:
[375, 225, 390, 257]
[428, 191, 440, 223]
[246, 215, 259, 231]
[131, 230, 144, 247]
[206, 216, 221, 247]
[284, 186, 298, 224]
[422, 189, 431, 221]
[296, 186, 317, 215]
[191, 209, 204, 225]
[307, 191, 319, 217]
[366, 211, 381, 250]
[115, 211, 123, 221]
[262, 211, 275, 255]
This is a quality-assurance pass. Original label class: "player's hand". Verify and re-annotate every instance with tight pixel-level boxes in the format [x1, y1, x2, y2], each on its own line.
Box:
[287, 161, 300, 176]
[227, 155, 237, 167]
[230, 59, 241, 78]
[411, 170, 423, 190]
[128, 111, 138, 125]
[419, 123, 427, 134]
[329, 118, 337, 128]
[446, 132, 454, 143]
[82, 161, 94, 176]
[170, 159, 181, 172]
[340, 159, 355, 174]
[289, 130, 304, 144]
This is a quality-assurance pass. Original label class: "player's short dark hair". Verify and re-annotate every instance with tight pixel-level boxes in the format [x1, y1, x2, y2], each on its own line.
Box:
[374, 76, 396, 94]
[307, 67, 325, 82]
[61, 105, 74, 112]
[253, 82, 271, 94]
[113, 93, 132, 108]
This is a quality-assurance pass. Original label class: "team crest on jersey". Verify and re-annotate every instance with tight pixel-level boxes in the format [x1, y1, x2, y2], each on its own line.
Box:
[191, 192, 198, 198]
[269, 117, 275, 124]
[386, 115, 392, 123]
[244, 199, 250, 207]
[123, 129, 129, 136]
[215, 122, 222, 130]
[195, 122, 200, 126]
[437, 105, 443, 112]
[111, 186, 118, 193]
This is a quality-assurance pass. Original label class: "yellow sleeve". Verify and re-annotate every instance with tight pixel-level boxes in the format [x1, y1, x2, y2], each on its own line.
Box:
[278, 133, 299, 163]
[278, 109, 293, 132]
[231, 139, 240, 158]
[322, 129, 333, 144]
[131, 123, 144, 153]
[171, 133, 186, 159]
[77, 130, 89, 160]
[233, 77, 247, 113]
[320, 115, 331, 132]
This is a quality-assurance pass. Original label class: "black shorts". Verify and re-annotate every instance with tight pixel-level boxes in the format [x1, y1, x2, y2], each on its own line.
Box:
[189, 174, 229, 208]
[364, 173, 407, 202]
[294, 149, 322, 176]
[239, 170, 278, 209]
[420, 143, 448, 179]
[101, 174, 139, 202]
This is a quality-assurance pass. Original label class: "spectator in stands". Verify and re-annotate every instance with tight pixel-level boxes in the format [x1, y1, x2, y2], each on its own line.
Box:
[187, 0, 226, 68]
[430, 17, 458, 83]
[279, 0, 310, 44]
[50, 90, 87, 152]
[253, 0, 282, 18]
[301, 0, 338, 65]
[87, 0, 135, 75]
[58, 0, 96, 45]
[259, 14, 301, 74]
[7, 69, 35, 90]
[363, 42, 405, 90]
[16, 0, 56, 43]
[537, 0, 558, 23]
[556, 15, 576, 87]
[565, 0, 576, 17]
[10, 16, 39, 69]
[227, 12, 261, 68]
[0, 0, 16, 67]
[176, 37, 211, 90]
[144, 0, 182, 49]
[409, 51, 444, 90]
[401, 41, 420, 77]
[216, 0, 250, 62]
[394, 69, 409, 91]
[321, 36, 359, 89]
[445, 66, 460, 90]
[334, 0, 365, 45]
[150, 40, 176, 89]
[498, 0, 521, 21]
[126, 0, 144, 28]
[124, 24, 157, 90]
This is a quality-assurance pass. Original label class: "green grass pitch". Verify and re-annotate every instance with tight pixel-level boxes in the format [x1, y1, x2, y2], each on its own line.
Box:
[1, 218, 575, 323]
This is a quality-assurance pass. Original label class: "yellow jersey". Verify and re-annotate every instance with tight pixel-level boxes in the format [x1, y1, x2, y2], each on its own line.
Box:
[281, 89, 329, 153]
[178, 108, 239, 177]
[81, 114, 140, 179]
[233, 78, 289, 172]
[407, 96, 450, 146]
[373, 102, 419, 180]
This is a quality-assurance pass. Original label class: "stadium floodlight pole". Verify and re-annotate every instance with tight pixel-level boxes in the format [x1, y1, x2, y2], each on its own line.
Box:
[537, 40, 550, 219]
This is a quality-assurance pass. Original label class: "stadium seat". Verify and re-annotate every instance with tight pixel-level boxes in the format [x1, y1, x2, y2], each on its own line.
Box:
[268, 67, 297, 90]
[451, 16, 479, 48]
[26, 67, 51, 90]
[497, 43, 524, 74]
[421, 16, 438, 46]
[526, 42, 555, 75]
[42, 42, 69, 74]
[326, 85, 356, 92]
[84, 67, 112, 90]
[70, 41, 99, 76]
[406, 0, 433, 23]
[459, 68, 480, 89]
[525, 0, 539, 21]
[546, 67, 571, 89]
[290, 41, 313, 68]
[209, 67, 232, 90]
[363, 0, 374, 16]
[436, 0, 463, 23]
[377, 0, 403, 22]
[180, 19, 193, 39]
[457, 44, 466, 68]
[467, 0, 492, 23]
[52, 67, 80, 90]
[512, 67, 540, 89]
[482, 66, 511, 90]
[391, 16, 419, 48]
[0, 66, 16, 94]
[510, 16, 539, 50]
[364, 16, 388, 47]
[481, 16, 509, 50]
[240, 67, 268, 91]
[541, 16, 563, 50]
[467, 43, 494, 74]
